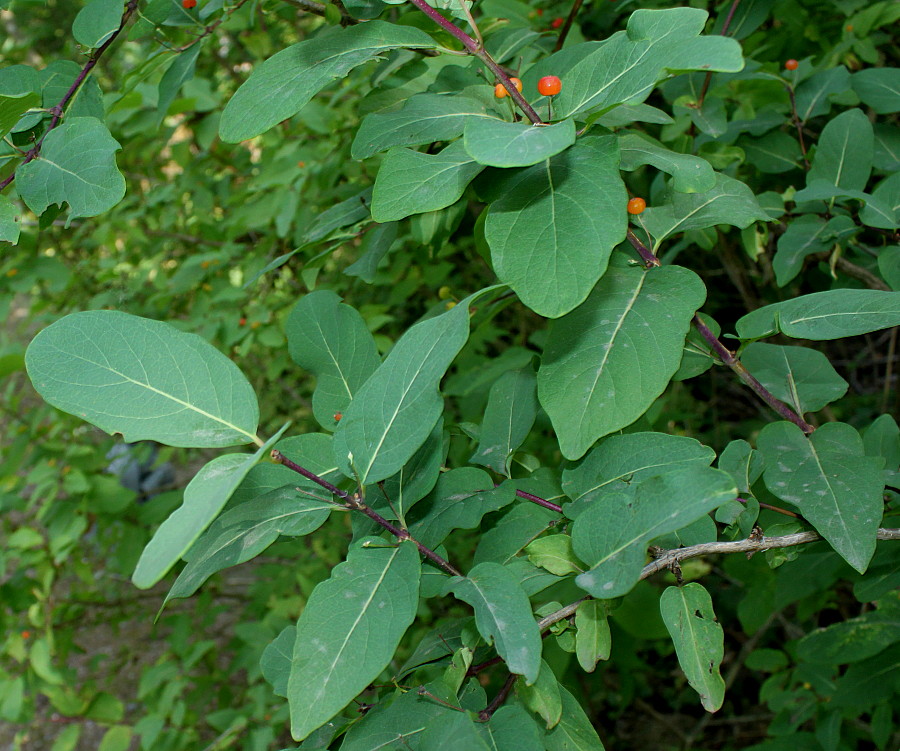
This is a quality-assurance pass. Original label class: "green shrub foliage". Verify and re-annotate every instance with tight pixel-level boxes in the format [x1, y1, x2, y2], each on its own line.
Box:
[2, 0, 899, 749]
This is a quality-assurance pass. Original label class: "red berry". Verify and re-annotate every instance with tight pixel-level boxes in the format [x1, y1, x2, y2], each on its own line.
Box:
[334, 412, 343, 422]
[536, 8, 544, 16]
[182, 0, 197, 8]
[784, 59, 798, 71]
[627, 197, 646, 215]
[239, 317, 246, 326]
[551, 17, 564, 29]
[537, 76, 562, 96]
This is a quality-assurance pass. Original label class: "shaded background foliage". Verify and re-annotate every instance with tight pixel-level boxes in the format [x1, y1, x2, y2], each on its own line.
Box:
[1, 0, 898, 750]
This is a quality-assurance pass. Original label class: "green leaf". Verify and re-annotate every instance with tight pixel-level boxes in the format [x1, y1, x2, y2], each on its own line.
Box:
[575, 600, 611, 672]
[562, 432, 716, 519]
[806, 109, 873, 192]
[449, 561, 542, 684]
[538, 264, 707, 460]
[421, 711, 491, 751]
[352, 93, 491, 160]
[481, 704, 545, 751]
[660, 583, 725, 712]
[483, 134, 627, 318]
[618, 133, 716, 193]
[639, 173, 769, 248]
[72, 0, 121, 48]
[878, 246, 900, 290]
[771, 214, 829, 286]
[0, 195, 20, 244]
[132, 425, 288, 590]
[573, 467, 736, 598]
[470, 366, 538, 476]
[861, 172, 900, 230]
[371, 141, 485, 223]
[552, 8, 743, 120]
[473, 500, 560, 566]
[741, 343, 848, 414]
[735, 289, 900, 340]
[166, 487, 334, 602]
[344, 221, 398, 282]
[517, 661, 563, 729]
[16, 118, 125, 219]
[220, 22, 437, 143]
[544, 683, 606, 751]
[0, 64, 40, 139]
[408, 467, 515, 550]
[863, 414, 900, 470]
[757, 422, 884, 573]
[156, 42, 200, 127]
[340, 684, 460, 750]
[288, 540, 421, 741]
[26, 310, 260, 447]
[286, 290, 380, 431]
[797, 610, 900, 664]
[260, 625, 294, 698]
[332, 288, 497, 485]
[795, 67, 851, 122]
[738, 131, 803, 175]
[525, 535, 584, 577]
[851, 68, 900, 115]
[464, 118, 576, 168]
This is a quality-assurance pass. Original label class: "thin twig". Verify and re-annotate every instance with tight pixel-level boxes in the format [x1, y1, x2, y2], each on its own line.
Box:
[271, 450, 462, 576]
[0, 1, 139, 192]
[478, 673, 516, 721]
[697, 0, 742, 107]
[535, 528, 900, 632]
[552, 0, 584, 53]
[691, 314, 816, 434]
[627, 229, 661, 267]
[785, 83, 810, 169]
[406, 0, 544, 124]
[515, 488, 562, 513]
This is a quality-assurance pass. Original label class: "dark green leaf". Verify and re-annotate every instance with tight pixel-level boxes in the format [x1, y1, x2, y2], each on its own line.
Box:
[741, 343, 848, 414]
[660, 583, 725, 712]
[806, 108, 873, 192]
[286, 290, 381, 431]
[618, 133, 715, 193]
[372, 141, 485, 222]
[464, 118, 576, 169]
[851, 68, 900, 115]
[562, 431, 716, 519]
[575, 600, 611, 672]
[481, 704, 545, 751]
[538, 264, 706, 460]
[483, 135, 627, 318]
[72, 0, 121, 48]
[797, 609, 900, 664]
[220, 23, 437, 142]
[544, 683, 606, 750]
[16, 118, 125, 219]
[573, 467, 736, 598]
[333, 288, 497, 485]
[288, 540, 421, 741]
[26, 310, 259, 447]
[449, 562, 542, 684]
[758, 421, 884, 572]
[473, 502, 560, 567]
[470, 366, 538, 477]
[735, 289, 900, 340]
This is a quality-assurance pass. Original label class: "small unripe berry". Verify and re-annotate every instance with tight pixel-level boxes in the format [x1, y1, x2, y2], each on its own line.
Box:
[784, 59, 798, 71]
[494, 78, 522, 98]
[538, 76, 562, 96]
[627, 197, 646, 215]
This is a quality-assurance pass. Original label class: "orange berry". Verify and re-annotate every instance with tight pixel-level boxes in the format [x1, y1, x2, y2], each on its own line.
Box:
[845, 24, 853, 32]
[182, 0, 197, 8]
[510, 77, 523, 93]
[6, 268, 17, 277]
[21, 631, 31, 639]
[538, 76, 562, 96]
[784, 59, 799, 71]
[627, 197, 646, 215]
[334, 412, 343, 422]
[239, 317, 246, 326]
[494, 78, 522, 98]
